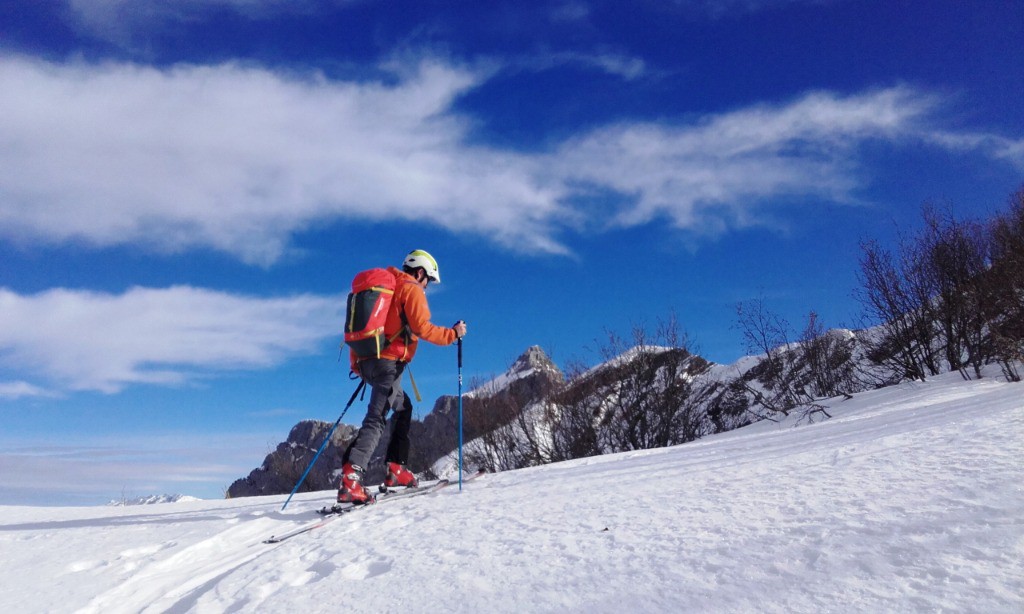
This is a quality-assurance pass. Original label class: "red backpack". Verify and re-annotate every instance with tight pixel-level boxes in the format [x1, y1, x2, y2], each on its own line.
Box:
[344, 268, 397, 359]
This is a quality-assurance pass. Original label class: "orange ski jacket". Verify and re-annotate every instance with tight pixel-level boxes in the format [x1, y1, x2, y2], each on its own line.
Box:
[350, 266, 457, 370]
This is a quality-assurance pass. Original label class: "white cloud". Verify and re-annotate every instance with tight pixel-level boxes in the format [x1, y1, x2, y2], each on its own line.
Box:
[673, 0, 834, 19]
[0, 55, 568, 263]
[549, 87, 938, 233]
[509, 50, 649, 81]
[0, 286, 341, 393]
[1, 55, 1019, 261]
[549, 1, 592, 23]
[0, 381, 55, 400]
[923, 131, 1024, 170]
[66, 0, 335, 44]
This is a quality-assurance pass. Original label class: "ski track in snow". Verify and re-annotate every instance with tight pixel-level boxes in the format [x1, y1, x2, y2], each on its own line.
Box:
[0, 372, 1021, 613]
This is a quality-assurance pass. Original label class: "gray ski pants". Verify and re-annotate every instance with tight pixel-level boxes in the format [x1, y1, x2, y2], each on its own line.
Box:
[342, 358, 412, 470]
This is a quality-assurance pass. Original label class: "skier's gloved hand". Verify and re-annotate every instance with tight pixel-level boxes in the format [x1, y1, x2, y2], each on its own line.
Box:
[453, 320, 467, 339]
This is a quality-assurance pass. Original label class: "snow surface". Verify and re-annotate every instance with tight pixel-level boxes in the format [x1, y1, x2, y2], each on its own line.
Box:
[1, 371, 1022, 613]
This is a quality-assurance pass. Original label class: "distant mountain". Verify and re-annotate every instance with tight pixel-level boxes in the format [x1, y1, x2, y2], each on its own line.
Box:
[465, 345, 564, 399]
[430, 329, 889, 476]
[227, 324, 954, 498]
[107, 494, 201, 506]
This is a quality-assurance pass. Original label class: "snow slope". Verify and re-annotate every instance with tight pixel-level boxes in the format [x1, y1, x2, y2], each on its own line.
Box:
[1, 371, 1021, 613]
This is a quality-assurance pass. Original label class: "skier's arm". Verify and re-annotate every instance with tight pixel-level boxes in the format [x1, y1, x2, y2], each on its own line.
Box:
[403, 286, 458, 347]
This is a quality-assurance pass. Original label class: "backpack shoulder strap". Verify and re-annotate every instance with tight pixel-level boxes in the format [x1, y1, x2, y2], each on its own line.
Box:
[387, 277, 419, 345]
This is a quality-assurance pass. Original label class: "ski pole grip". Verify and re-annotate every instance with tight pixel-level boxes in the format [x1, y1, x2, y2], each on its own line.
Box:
[457, 337, 463, 368]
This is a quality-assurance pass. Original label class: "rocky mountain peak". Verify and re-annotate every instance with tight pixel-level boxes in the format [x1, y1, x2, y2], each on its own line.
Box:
[464, 346, 562, 400]
[509, 345, 559, 376]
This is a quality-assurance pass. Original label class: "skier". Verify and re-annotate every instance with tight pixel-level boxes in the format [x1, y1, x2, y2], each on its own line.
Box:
[337, 249, 467, 503]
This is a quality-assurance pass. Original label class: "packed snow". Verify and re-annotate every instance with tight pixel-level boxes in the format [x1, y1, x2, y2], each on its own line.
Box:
[1, 371, 1021, 613]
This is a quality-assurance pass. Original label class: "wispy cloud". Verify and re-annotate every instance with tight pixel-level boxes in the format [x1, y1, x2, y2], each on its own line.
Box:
[66, 0, 338, 45]
[508, 50, 649, 81]
[0, 55, 568, 263]
[1, 55, 1019, 263]
[670, 0, 834, 19]
[65, 0, 824, 40]
[0, 286, 340, 394]
[923, 130, 1024, 169]
[0, 381, 56, 400]
[551, 87, 939, 233]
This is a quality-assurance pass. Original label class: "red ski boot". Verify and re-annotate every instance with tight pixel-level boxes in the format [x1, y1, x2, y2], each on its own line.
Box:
[384, 462, 418, 488]
[337, 463, 370, 504]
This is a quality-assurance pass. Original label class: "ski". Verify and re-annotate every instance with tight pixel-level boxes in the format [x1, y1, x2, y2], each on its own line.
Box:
[263, 479, 449, 544]
[457, 468, 487, 487]
[317, 478, 452, 515]
[375, 469, 481, 496]
[262, 470, 486, 544]
[263, 508, 352, 544]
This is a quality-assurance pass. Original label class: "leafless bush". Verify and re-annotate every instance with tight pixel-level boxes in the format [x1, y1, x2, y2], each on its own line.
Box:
[464, 379, 555, 472]
[857, 199, 1022, 382]
[988, 188, 1024, 381]
[918, 205, 991, 379]
[546, 358, 604, 462]
[798, 312, 856, 399]
[735, 299, 841, 422]
[545, 315, 715, 457]
[856, 238, 939, 381]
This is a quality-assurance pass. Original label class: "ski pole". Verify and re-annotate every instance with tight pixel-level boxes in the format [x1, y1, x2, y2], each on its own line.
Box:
[458, 336, 464, 491]
[281, 379, 365, 511]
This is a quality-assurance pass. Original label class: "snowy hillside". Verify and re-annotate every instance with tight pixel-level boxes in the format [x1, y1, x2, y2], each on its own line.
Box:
[1, 371, 1021, 613]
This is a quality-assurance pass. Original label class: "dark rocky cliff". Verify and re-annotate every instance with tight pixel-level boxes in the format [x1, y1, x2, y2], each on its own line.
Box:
[226, 420, 356, 498]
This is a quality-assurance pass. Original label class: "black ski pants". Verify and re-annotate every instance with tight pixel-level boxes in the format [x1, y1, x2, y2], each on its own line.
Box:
[342, 358, 413, 471]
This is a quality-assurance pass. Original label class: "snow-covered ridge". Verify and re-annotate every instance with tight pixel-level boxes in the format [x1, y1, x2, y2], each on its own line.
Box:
[107, 494, 202, 506]
[464, 345, 561, 398]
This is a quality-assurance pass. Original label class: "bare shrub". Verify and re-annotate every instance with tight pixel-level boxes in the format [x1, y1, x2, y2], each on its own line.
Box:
[988, 188, 1024, 381]
[919, 205, 991, 379]
[735, 299, 844, 422]
[856, 238, 939, 381]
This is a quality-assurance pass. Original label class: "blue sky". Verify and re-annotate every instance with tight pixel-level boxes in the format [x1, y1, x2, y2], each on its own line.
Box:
[1, 0, 1021, 505]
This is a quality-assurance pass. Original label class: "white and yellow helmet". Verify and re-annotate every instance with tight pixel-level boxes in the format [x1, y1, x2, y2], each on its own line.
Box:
[403, 249, 441, 283]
